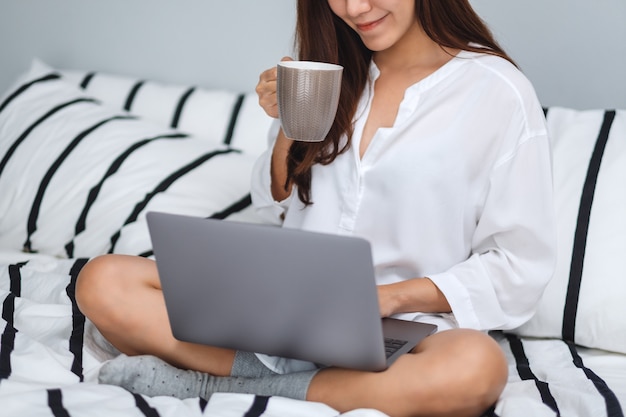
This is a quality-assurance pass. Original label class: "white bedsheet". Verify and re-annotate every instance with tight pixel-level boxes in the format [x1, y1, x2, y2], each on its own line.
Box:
[0, 250, 623, 417]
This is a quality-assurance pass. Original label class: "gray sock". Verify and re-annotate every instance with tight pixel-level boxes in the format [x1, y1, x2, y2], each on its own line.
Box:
[98, 354, 318, 401]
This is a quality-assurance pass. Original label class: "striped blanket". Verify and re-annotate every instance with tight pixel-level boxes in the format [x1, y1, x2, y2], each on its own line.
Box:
[0, 254, 623, 417]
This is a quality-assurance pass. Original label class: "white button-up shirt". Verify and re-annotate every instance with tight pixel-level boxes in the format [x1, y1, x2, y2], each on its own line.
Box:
[250, 51, 556, 373]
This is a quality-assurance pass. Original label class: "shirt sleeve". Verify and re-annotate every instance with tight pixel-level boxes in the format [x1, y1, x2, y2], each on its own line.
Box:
[428, 133, 557, 331]
[250, 119, 293, 225]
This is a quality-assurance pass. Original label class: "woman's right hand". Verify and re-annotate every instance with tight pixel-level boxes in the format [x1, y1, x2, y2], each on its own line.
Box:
[256, 56, 293, 119]
[256, 57, 295, 202]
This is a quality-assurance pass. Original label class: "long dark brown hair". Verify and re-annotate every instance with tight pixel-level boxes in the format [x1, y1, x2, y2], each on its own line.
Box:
[289, 0, 514, 205]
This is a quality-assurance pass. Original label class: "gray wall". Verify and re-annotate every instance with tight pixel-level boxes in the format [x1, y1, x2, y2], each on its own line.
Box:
[1, 0, 625, 109]
[0, 0, 297, 92]
[471, 0, 626, 109]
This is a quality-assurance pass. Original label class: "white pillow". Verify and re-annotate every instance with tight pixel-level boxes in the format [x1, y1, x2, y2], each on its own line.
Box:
[513, 107, 626, 354]
[0, 60, 263, 258]
[60, 66, 273, 158]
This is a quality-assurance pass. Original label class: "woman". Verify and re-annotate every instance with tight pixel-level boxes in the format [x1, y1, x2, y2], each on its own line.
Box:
[76, 1, 556, 416]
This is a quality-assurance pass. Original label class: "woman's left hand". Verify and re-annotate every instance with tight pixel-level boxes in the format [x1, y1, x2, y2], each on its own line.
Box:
[377, 278, 452, 318]
[377, 284, 400, 318]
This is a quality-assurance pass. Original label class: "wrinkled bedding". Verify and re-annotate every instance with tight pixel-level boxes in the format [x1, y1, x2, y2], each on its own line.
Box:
[0, 252, 623, 417]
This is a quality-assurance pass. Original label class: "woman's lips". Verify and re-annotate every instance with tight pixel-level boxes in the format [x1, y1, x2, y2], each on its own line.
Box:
[356, 14, 387, 32]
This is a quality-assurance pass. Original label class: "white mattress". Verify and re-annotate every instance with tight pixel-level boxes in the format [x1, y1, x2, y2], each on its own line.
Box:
[0, 250, 623, 417]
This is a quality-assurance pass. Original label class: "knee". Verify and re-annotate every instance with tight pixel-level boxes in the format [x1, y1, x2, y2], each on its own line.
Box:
[402, 329, 507, 417]
[458, 330, 508, 408]
[437, 329, 508, 415]
[76, 254, 127, 323]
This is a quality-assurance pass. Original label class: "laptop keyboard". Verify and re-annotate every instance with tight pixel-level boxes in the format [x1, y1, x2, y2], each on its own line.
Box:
[384, 337, 408, 358]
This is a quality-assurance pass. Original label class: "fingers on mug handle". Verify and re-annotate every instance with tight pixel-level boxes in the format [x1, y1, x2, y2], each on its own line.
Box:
[257, 57, 293, 118]
[255, 75, 276, 117]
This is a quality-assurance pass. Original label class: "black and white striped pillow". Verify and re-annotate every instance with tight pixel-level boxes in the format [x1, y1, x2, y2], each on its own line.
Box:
[513, 107, 626, 354]
[59, 62, 273, 158]
[0, 60, 263, 258]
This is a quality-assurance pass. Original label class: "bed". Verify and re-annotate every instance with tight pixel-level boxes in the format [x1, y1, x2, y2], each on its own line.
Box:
[0, 2, 625, 417]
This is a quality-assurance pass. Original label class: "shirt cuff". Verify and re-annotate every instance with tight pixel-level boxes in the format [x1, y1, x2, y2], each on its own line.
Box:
[426, 271, 482, 330]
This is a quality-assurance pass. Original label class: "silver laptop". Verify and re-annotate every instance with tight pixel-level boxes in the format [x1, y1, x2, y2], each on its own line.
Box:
[147, 211, 437, 372]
